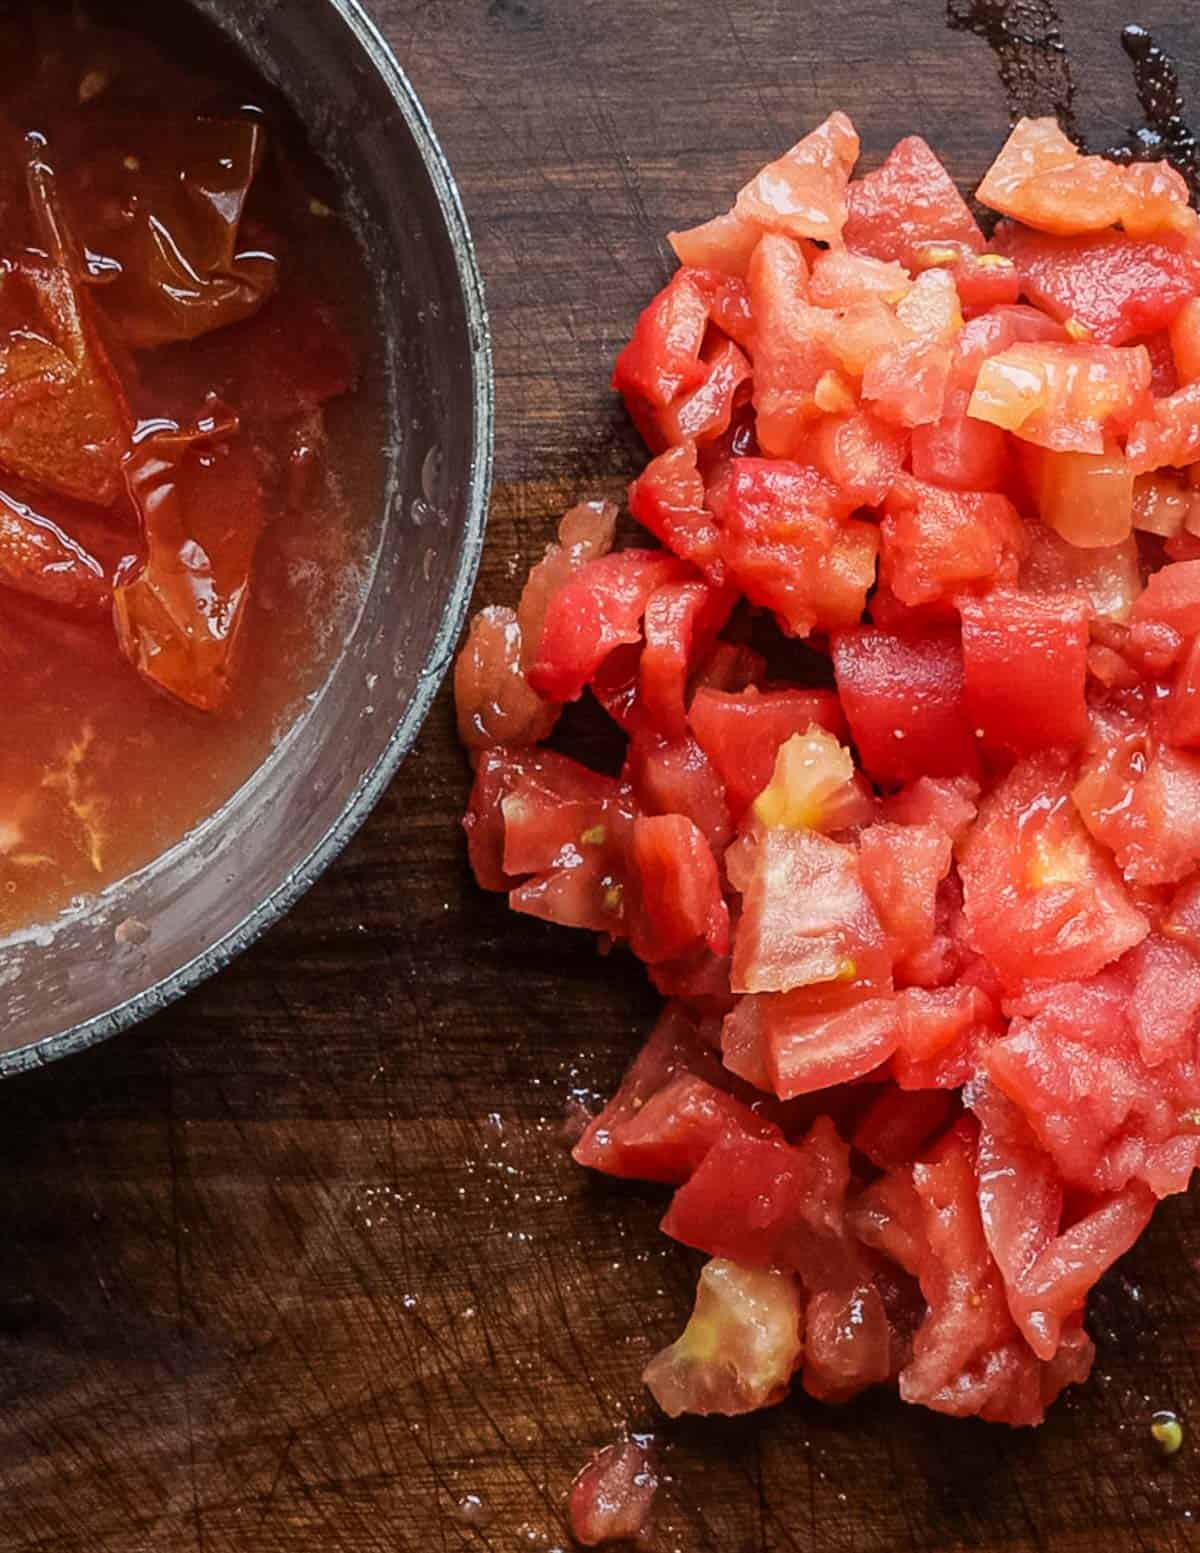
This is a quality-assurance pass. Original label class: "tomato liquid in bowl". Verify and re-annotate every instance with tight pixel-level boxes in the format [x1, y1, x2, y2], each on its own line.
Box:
[0, 4, 383, 934]
[0, 0, 492, 1062]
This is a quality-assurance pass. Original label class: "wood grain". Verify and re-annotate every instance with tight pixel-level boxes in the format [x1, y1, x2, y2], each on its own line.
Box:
[4, 1, 1200, 1548]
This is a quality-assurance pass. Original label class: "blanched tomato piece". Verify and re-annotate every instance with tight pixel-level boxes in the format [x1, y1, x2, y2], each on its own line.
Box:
[627, 733, 732, 860]
[832, 628, 981, 787]
[688, 686, 846, 818]
[1126, 934, 1200, 1068]
[808, 250, 911, 308]
[959, 753, 1148, 990]
[1125, 380, 1200, 474]
[706, 457, 877, 637]
[960, 589, 1089, 756]
[880, 774, 980, 844]
[517, 500, 618, 667]
[572, 1001, 728, 1176]
[568, 1440, 658, 1549]
[594, 1071, 780, 1185]
[643, 1257, 803, 1417]
[1131, 557, 1200, 637]
[861, 339, 952, 429]
[663, 1117, 860, 1279]
[858, 821, 953, 978]
[992, 222, 1200, 345]
[752, 728, 873, 834]
[968, 341, 1152, 454]
[805, 408, 909, 508]
[114, 407, 263, 711]
[734, 111, 859, 245]
[658, 335, 752, 450]
[987, 971, 1200, 1197]
[612, 268, 711, 414]
[730, 825, 890, 995]
[62, 114, 277, 348]
[844, 136, 984, 267]
[910, 394, 1011, 493]
[669, 210, 762, 276]
[1025, 445, 1135, 547]
[852, 1086, 957, 1170]
[912, 244, 1020, 315]
[638, 579, 734, 739]
[628, 440, 723, 581]
[1020, 520, 1140, 622]
[880, 476, 1026, 609]
[1168, 634, 1200, 748]
[760, 985, 900, 1098]
[1077, 731, 1200, 888]
[629, 814, 730, 964]
[747, 233, 837, 454]
[525, 549, 693, 702]
[802, 1280, 892, 1403]
[977, 116, 1196, 239]
[454, 604, 559, 752]
[1170, 296, 1200, 385]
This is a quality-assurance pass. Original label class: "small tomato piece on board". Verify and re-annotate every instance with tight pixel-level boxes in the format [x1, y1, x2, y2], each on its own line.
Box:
[644, 1258, 803, 1418]
[517, 500, 618, 666]
[569, 1440, 658, 1549]
[858, 820, 953, 975]
[968, 342, 1152, 454]
[630, 813, 730, 965]
[844, 135, 984, 267]
[114, 407, 263, 712]
[752, 727, 863, 833]
[960, 589, 1090, 756]
[707, 456, 876, 637]
[805, 408, 909, 508]
[669, 210, 763, 276]
[1126, 381, 1200, 475]
[525, 549, 692, 702]
[612, 267, 711, 414]
[832, 628, 981, 787]
[747, 233, 837, 455]
[689, 686, 847, 819]
[992, 222, 1200, 346]
[628, 440, 723, 581]
[454, 605, 559, 751]
[881, 476, 1026, 608]
[735, 111, 860, 245]
[730, 826, 890, 996]
[1019, 521, 1140, 623]
[959, 753, 1148, 990]
[1026, 447, 1134, 547]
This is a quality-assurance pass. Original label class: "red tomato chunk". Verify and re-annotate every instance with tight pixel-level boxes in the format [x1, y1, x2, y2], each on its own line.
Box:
[455, 110, 1200, 1434]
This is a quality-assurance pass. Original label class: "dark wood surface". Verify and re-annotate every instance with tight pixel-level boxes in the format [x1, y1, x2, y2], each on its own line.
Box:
[7, 2, 1200, 1549]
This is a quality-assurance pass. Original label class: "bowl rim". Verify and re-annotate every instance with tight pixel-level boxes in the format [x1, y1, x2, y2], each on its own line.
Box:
[0, 0, 494, 1078]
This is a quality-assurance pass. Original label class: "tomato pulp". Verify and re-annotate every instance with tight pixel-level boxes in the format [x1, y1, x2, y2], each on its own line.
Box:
[458, 111, 1200, 1431]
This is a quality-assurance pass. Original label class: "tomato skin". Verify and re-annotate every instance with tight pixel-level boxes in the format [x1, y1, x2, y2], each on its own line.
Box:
[707, 457, 877, 637]
[960, 754, 1148, 991]
[992, 222, 1200, 345]
[960, 590, 1089, 756]
[881, 477, 1027, 609]
[526, 549, 694, 702]
[832, 628, 981, 787]
[630, 814, 730, 964]
[844, 136, 984, 267]
[689, 686, 847, 818]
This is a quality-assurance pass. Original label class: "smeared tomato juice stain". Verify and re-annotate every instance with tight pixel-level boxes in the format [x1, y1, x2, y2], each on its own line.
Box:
[0, 3, 371, 932]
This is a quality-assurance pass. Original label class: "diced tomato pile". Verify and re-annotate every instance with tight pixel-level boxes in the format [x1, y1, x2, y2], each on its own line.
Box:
[456, 114, 1200, 1429]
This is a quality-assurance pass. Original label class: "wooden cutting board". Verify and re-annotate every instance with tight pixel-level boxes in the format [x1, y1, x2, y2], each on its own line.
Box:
[3, 1, 1200, 1548]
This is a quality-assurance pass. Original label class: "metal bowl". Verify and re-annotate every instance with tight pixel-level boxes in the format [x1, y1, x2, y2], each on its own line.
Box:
[0, 0, 492, 1073]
